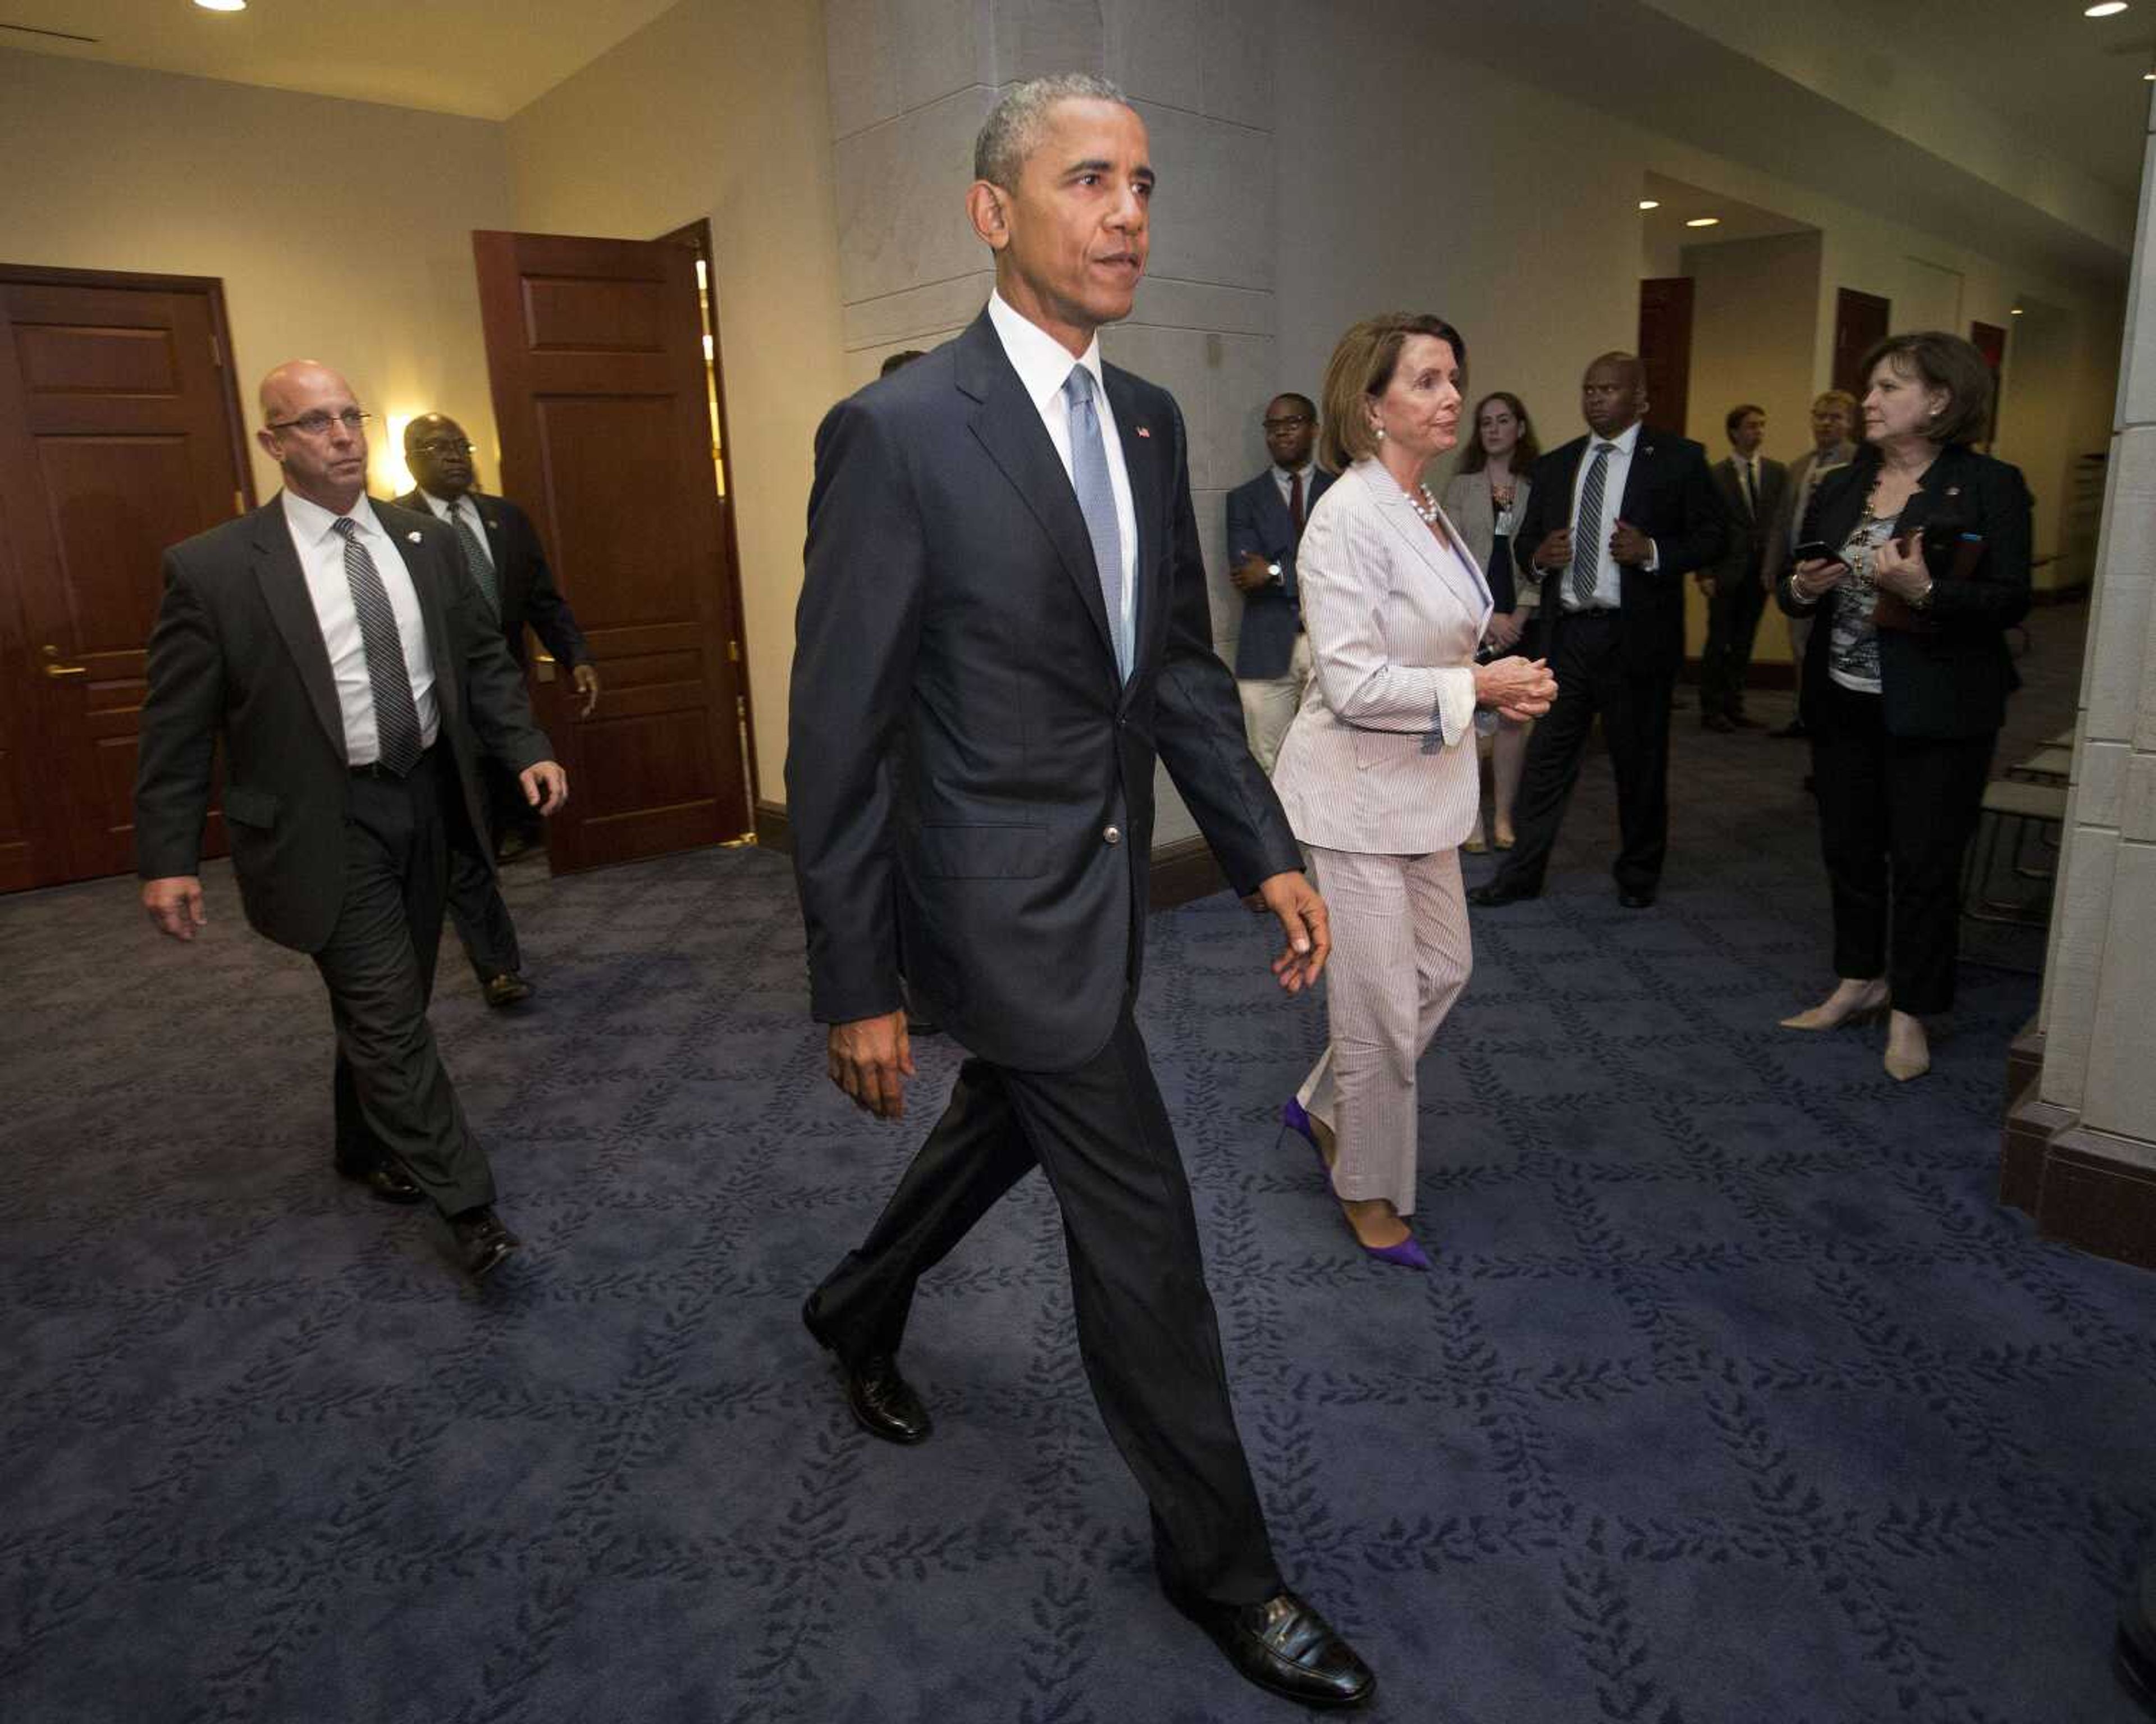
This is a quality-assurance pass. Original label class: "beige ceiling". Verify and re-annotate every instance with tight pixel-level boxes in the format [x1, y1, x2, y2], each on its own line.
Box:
[0, 0, 680, 118]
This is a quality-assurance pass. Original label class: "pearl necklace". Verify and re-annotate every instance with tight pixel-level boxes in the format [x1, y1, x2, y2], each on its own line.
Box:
[1406, 483, 1441, 525]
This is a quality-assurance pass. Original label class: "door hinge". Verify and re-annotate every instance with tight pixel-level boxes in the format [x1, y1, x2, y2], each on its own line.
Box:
[233, 489, 245, 516]
[209, 332, 222, 368]
[728, 639, 741, 663]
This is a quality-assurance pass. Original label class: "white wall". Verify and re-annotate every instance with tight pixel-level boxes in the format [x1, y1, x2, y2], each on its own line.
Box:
[0, 50, 514, 506]
[504, 0, 849, 800]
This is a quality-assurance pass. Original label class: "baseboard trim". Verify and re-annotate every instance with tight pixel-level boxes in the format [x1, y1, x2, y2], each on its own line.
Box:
[2000, 1084, 2156, 1270]
[755, 799, 791, 852]
[1149, 835, 1228, 909]
[750, 803, 1227, 909]
[1680, 656, 1797, 691]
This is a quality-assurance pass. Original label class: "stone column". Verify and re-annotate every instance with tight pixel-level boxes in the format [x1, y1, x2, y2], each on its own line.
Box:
[822, 0, 1279, 854]
[2002, 89, 2156, 1268]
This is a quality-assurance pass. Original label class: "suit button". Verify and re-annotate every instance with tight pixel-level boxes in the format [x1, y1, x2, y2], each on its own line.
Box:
[1102, 825, 1122, 846]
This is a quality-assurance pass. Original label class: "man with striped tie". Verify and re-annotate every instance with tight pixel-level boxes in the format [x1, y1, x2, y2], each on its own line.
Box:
[1468, 352, 1724, 910]
[135, 361, 567, 1280]
[397, 413, 599, 1007]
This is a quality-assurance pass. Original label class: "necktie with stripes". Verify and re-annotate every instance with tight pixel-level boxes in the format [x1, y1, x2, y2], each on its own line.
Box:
[331, 517, 423, 774]
[1062, 364, 1129, 679]
[446, 500, 499, 616]
[1569, 441, 1617, 608]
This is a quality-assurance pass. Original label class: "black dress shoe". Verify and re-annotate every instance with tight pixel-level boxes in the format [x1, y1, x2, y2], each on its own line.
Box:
[802, 1294, 931, 1444]
[1467, 880, 1538, 908]
[1700, 712, 1736, 733]
[1770, 719, 1810, 740]
[1729, 713, 1766, 729]
[337, 1159, 425, 1205]
[449, 1206, 520, 1280]
[1619, 889, 1657, 909]
[1163, 1582, 1376, 1710]
[484, 973, 535, 1009]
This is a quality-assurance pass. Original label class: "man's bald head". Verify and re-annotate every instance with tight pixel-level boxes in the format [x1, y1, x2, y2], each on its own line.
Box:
[1581, 352, 1646, 438]
[255, 359, 369, 513]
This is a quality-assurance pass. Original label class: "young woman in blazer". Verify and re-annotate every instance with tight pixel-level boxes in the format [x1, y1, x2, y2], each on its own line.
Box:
[1272, 315, 1554, 1265]
[1776, 331, 2032, 1080]
[1442, 391, 1542, 850]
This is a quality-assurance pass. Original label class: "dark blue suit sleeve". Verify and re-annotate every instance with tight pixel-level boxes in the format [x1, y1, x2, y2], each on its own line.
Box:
[1650, 446, 1729, 578]
[1154, 402, 1303, 893]
[784, 396, 925, 1026]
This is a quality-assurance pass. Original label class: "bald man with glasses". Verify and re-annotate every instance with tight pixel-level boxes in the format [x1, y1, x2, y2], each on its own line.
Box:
[135, 361, 566, 1281]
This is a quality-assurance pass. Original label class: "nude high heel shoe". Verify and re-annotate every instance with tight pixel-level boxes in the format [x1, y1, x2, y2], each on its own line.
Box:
[1779, 979, 1889, 1032]
[1883, 1011, 1931, 1082]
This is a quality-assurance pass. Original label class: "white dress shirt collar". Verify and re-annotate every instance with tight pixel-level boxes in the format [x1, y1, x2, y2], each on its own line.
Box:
[989, 289, 1106, 414]
[1598, 419, 1643, 459]
[282, 487, 390, 548]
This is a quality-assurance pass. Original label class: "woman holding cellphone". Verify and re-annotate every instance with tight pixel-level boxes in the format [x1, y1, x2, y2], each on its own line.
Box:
[1775, 331, 2032, 1081]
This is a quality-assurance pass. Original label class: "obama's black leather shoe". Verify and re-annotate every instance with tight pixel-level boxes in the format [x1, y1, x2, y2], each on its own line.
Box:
[337, 1159, 425, 1205]
[802, 1294, 931, 1445]
[1163, 1580, 1376, 1709]
[1619, 888, 1657, 909]
[449, 1206, 520, 1280]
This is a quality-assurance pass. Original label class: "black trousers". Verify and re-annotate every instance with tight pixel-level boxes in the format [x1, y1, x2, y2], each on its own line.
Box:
[1808, 678, 1995, 1016]
[1489, 610, 1674, 897]
[446, 761, 524, 985]
[1699, 563, 1768, 719]
[810, 1004, 1281, 1606]
[316, 749, 496, 1216]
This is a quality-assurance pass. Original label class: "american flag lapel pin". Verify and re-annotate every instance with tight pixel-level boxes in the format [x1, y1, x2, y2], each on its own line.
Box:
[1136, 425, 1151, 439]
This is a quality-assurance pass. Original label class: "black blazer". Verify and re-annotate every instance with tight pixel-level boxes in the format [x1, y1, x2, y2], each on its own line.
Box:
[134, 496, 554, 953]
[784, 310, 1301, 1072]
[1223, 464, 1333, 679]
[1511, 427, 1726, 675]
[1710, 454, 1790, 582]
[393, 489, 593, 671]
[1779, 444, 2032, 738]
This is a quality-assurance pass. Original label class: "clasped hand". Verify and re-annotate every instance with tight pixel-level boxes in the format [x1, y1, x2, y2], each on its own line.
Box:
[1473, 655, 1556, 720]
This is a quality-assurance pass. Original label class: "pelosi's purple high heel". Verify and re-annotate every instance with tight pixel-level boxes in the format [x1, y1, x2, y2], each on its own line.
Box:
[1358, 1233, 1432, 1271]
[1280, 1097, 1324, 1170]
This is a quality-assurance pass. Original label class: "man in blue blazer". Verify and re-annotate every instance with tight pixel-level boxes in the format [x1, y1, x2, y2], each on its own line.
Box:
[1469, 352, 1725, 910]
[1225, 393, 1331, 771]
[785, 74, 1372, 1711]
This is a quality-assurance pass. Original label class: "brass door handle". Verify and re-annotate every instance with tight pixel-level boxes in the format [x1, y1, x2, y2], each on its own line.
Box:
[40, 645, 86, 679]
[534, 651, 557, 683]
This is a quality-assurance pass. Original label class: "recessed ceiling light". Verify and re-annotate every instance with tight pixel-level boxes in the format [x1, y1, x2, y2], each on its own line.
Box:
[2011, 307, 2025, 316]
[195, 0, 247, 12]
[1685, 216, 1721, 228]
[2144, 69, 2155, 78]
[1638, 199, 1660, 211]
[2086, 2, 2129, 16]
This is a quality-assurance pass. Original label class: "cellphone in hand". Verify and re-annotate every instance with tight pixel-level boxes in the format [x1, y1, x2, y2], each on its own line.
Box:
[1791, 539, 1837, 564]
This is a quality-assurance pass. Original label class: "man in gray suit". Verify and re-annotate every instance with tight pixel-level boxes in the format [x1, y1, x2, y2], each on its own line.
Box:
[135, 361, 567, 1281]
[787, 74, 1372, 1710]
[1225, 393, 1331, 771]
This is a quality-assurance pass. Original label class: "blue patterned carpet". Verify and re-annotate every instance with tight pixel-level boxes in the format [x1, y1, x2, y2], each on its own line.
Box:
[4, 612, 2153, 1723]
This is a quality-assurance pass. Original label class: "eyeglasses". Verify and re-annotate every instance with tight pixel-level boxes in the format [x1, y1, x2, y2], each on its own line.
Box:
[410, 438, 475, 457]
[1262, 414, 1312, 431]
[265, 409, 373, 437]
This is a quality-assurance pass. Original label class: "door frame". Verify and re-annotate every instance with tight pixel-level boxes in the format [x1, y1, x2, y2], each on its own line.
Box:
[0, 262, 255, 891]
[0, 263, 256, 517]
[655, 217, 761, 813]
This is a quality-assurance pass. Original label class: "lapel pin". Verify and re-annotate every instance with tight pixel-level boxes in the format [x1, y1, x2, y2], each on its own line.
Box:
[1136, 425, 1151, 439]
[406, 531, 422, 543]
[1945, 485, 1961, 498]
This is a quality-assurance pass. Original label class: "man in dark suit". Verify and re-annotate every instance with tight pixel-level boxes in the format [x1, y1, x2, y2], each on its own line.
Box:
[786, 74, 1373, 1711]
[1698, 403, 1788, 732]
[136, 361, 567, 1280]
[1225, 392, 1331, 772]
[1469, 352, 1725, 910]
[1762, 390, 1858, 741]
[395, 413, 597, 1007]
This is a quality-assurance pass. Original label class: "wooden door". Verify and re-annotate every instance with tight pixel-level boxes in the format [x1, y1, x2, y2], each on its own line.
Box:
[0, 266, 252, 890]
[1970, 320, 2007, 447]
[1637, 277, 1693, 435]
[1833, 288, 1893, 399]
[472, 230, 751, 873]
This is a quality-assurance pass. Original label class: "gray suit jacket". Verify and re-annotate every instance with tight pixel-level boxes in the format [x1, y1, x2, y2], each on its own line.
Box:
[1438, 467, 1535, 614]
[134, 495, 553, 952]
[785, 310, 1300, 1071]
